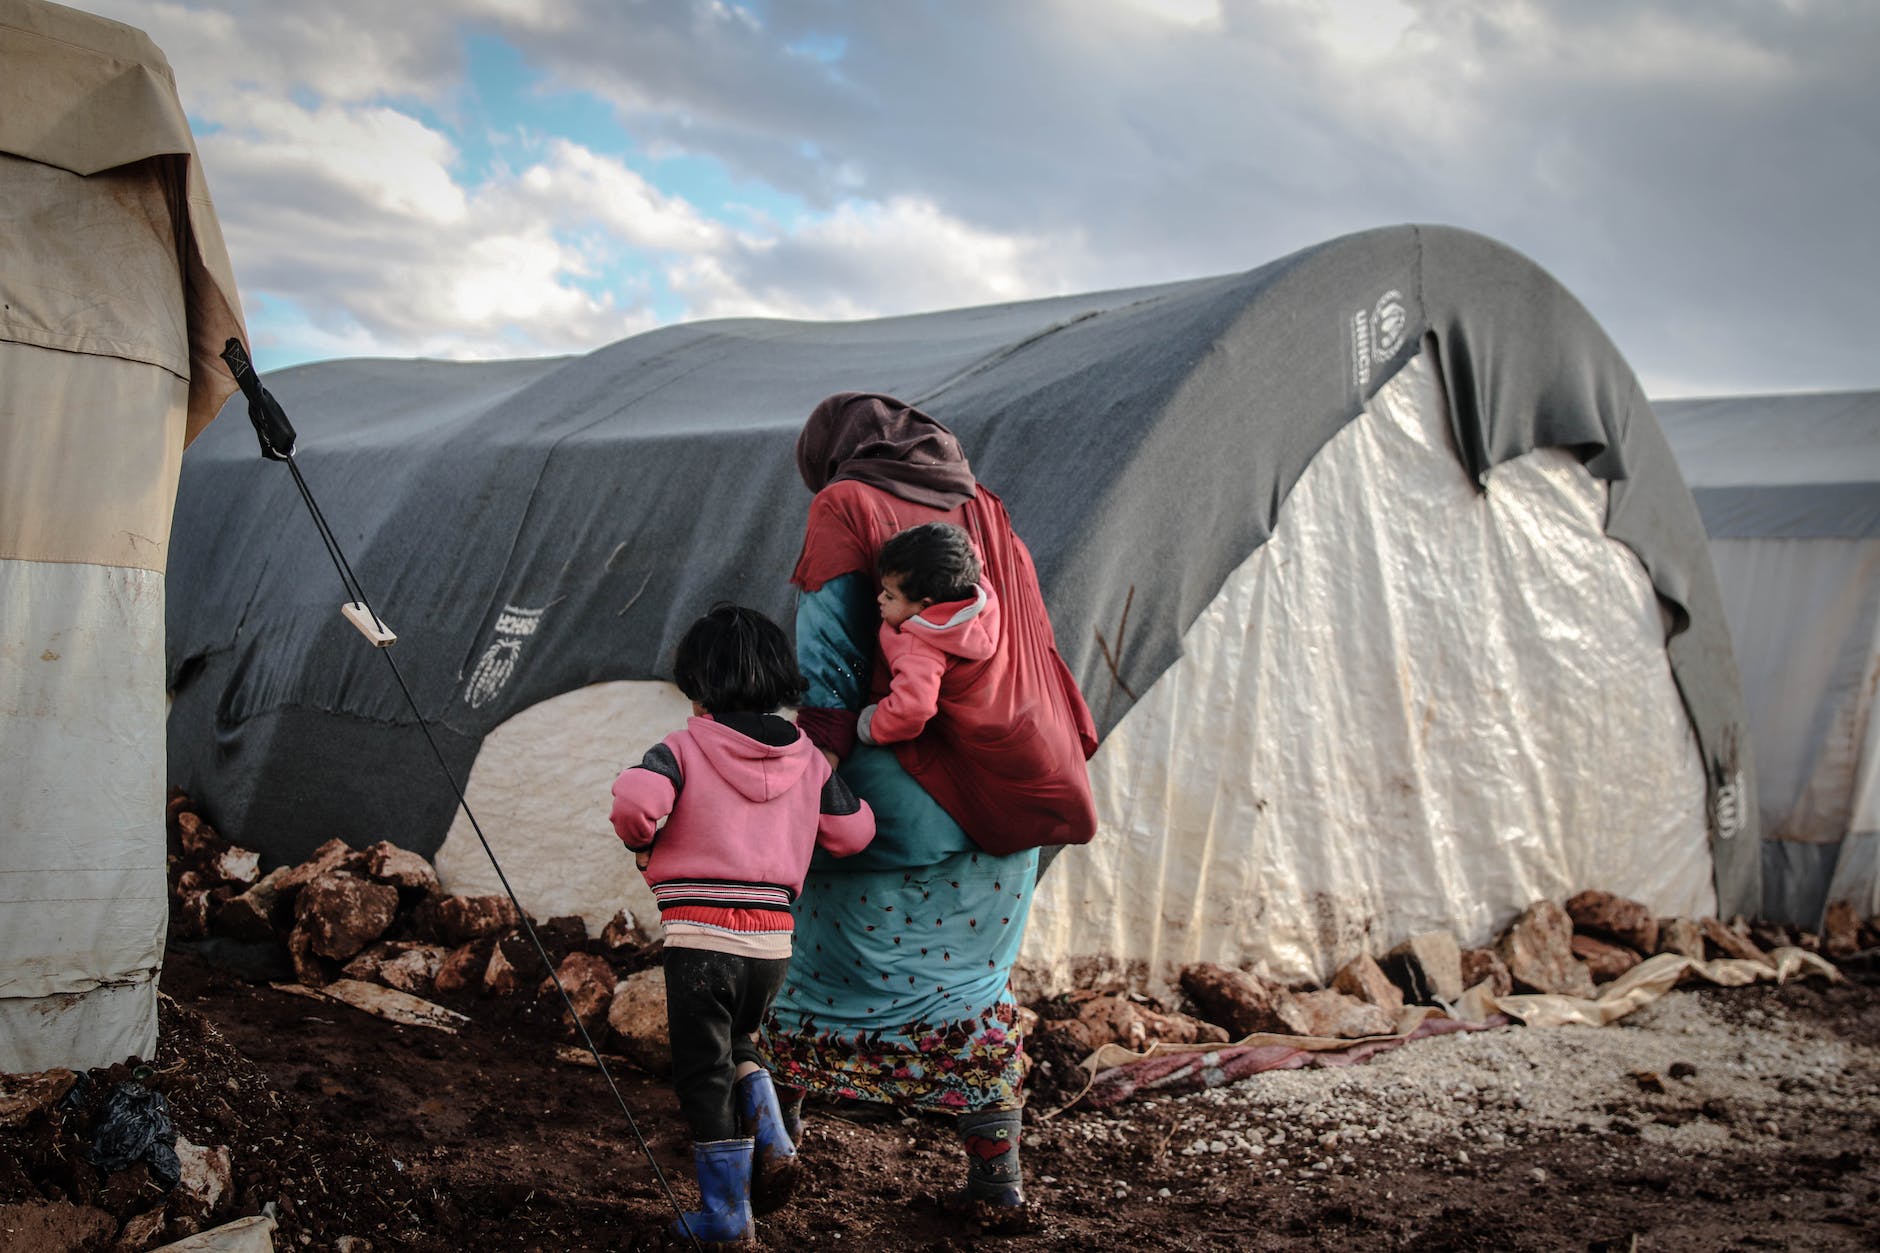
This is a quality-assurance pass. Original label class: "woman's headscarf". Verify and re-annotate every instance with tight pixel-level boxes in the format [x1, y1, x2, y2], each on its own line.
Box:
[795, 392, 977, 510]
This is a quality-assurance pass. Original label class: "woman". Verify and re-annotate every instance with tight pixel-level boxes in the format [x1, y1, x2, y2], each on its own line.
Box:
[756, 392, 1097, 1231]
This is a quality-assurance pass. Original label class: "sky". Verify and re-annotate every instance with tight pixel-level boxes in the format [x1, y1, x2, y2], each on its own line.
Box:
[80, 0, 1880, 397]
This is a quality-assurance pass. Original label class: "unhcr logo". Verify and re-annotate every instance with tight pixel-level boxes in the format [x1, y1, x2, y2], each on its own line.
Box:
[464, 604, 546, 709]
[1348, 289, 1407, 390]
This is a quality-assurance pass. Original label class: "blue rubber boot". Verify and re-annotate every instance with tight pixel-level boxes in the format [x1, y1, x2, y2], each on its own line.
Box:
[734, 1070, 801, 1215]
[670, 1139, 754, 1248]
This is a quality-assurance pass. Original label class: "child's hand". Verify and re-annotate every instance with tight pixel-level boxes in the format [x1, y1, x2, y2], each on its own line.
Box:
[635, 848, 652, 871]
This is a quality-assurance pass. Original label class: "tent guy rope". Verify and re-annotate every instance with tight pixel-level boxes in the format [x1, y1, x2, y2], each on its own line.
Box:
[216, 339, 706, 1251]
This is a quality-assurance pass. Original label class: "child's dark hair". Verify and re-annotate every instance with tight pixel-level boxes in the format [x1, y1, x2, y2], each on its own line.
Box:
[877, 522, 981, 604]
[673, 604, 806, 714]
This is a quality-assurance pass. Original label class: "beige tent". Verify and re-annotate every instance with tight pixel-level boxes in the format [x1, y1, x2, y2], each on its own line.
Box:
[0, 0, 244, 1070]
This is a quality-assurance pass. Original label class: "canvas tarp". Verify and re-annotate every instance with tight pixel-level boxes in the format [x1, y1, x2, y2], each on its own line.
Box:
[0, 0, 245, 1071]
[1656, 391, 1880, 926]
[166, 225, 1756, 978]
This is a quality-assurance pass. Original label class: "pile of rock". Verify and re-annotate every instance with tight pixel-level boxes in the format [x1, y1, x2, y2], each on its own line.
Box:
[164, 792, 666, 1069]
[1028, 889, 1879, 1068]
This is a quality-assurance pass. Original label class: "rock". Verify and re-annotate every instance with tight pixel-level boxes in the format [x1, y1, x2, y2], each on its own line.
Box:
[1459, 948, 1512, 997]
[1331, 954, 1405, 1015]
[213, 866, 292, 942]
[208, 845, 262, 889]
[1861, 915, 1880, 951]
[1275, 988, 1397, 1039]
[174, 811, 228, 860]
[116, 1206, 168, 1249]
[273, 838, 363, 896]
[286, 927, 333, 986]
[0, 1069, 78, 1128]
[483, 935, 537, 996]
[1178, 962, 1289, 1038]
[1564, 890, 1659, 954]
[540, 916, 590, 966]
[1822, 900, 1860, 959]
[432, 939, 495, 995]
[1748, 919, 1796, 953]
[1699, 917, 1772, 966]
[294, 873, 399, 963]
[419, 894, 525, 946]
[1656, 917, 1705, 959]
[174, 1136, 233, 1219]
[600, 909, 652, 950]
[1497, 900, 1596, 998]
[541, 952, 618, 1037]
[362, 841, 441, 895]
[1382, 931, 1463, 1004]
[607, 968, 671, 1075]
[172, 888, 216, 942]
[1569, 933, 1642, 982]
[342, 942, 450, 996]
[1034, 993, 1228, 1056]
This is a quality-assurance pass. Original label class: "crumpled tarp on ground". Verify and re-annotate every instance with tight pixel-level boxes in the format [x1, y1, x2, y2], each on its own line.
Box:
[1058, 946, 1840, 1112]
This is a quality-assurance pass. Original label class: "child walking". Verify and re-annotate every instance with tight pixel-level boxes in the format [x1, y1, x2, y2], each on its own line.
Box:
[610, 604, 875, 1246]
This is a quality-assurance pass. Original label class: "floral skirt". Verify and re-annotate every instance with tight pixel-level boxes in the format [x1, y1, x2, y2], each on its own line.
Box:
[758, 845, 1038, 1112]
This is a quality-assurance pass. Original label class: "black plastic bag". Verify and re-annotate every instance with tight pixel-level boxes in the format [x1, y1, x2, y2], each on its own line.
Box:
[86, 1081, 180, 1190]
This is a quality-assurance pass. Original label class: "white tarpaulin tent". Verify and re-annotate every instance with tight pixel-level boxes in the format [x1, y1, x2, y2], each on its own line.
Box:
[0, 0, 244, 1070]
[168, 226, 1754, 993]
[1656, 391, 1880, 929]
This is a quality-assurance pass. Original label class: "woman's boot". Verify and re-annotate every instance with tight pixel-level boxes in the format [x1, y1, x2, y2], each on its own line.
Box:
[955, 1108, 1030, 1234]
[670, 1138, 755, 1248]
[734, 1070, 801, 1214]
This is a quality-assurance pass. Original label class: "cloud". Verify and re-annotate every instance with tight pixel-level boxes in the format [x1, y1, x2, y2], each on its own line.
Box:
[67, 0, 1880, 393]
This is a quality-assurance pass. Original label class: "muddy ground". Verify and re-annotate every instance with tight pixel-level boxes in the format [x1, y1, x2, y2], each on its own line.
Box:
[8, 949, 1878, 1252]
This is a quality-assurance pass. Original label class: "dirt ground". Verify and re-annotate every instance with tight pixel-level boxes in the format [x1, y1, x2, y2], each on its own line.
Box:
[7, 948, 1877, 1252]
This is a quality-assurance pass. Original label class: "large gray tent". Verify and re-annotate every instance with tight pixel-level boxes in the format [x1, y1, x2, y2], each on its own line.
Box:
[167, 224, 1757, 986]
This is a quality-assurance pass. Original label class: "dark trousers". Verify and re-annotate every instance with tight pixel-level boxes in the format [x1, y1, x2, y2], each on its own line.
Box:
[664, 947, 790, 1141]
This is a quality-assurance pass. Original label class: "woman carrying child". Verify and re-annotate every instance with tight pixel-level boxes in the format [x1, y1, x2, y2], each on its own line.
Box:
[757, 392, 1097, 1232]
[610, 604, 875, 1246]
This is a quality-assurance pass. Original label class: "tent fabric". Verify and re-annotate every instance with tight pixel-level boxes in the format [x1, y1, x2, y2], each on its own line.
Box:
[166, 225, 1756, 934]
[1657, 392, 1880, 925]
[0, 0, 244, 1071]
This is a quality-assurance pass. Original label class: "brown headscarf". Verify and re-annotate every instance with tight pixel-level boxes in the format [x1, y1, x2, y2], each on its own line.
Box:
[795, 392, 977, 510]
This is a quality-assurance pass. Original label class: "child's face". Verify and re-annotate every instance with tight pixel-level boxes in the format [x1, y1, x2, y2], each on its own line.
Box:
[877, 572, 928, 627]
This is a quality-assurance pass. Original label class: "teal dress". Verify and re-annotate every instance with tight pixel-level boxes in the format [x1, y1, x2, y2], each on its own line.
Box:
[757, 574, 1036, 1112]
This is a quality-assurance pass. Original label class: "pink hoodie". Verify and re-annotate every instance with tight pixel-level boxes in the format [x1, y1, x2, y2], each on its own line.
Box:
[860, 583, 1000, 746]
[610, 715, 874, 916]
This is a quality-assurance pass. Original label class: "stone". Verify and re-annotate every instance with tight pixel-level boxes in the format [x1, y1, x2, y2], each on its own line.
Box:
[600, 909, 652, 950]
[1382, 931, 1464, 1004]
[1459, 948, 1512, 997]
[274, 839, 364, 898]
[213, 866, 293, 942]
[174, 811, 228, 860]
[1178, 962, 1289, 1038]
[1565, 890, 1660, 954]
[295, 872, 399, 963]
[172, 889, 216, 942]
[286, 927, 333, 986]
[1822, 900, 1860, 959]
[1275, 988, 1397, 1039]
[483, 936, 534, 996]
[432, 939, 494, 995]
[540, 952, 618, 1038]
[362, 841, 441, 895]
[174, 1135, 233, 1219]
[1570, 933, 1641, 982]
[1748, 920, 1796, 953]
[1497, 900, 1596, 998]
[0, 1069, 78, 1127]
[607, 968, 671, 1075]
[1656, 917, 1705, 959]
[1331, 954, 1405, 1015]
[342, 942, 450, 996]
[208, 845, 262, 889]
[1861, 915, 1880, 951]
[421, 894, 524, 947]
[1036, 993, 1228, 1056]
[1699, 917, 1772, 966]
